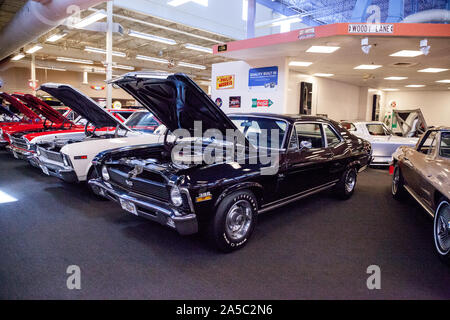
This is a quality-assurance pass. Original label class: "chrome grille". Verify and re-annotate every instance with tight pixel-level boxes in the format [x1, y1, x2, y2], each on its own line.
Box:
[38, 147, 64, 163]
[108, 166, 169, 201]
[10, 136, 28, 150]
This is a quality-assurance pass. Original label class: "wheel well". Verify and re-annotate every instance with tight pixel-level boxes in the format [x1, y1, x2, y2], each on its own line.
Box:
[434, 191, 446, 209]
[248, 186, 264, 209]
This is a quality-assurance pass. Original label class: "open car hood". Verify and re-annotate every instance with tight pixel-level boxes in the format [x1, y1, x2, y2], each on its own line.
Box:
[13, 94, 70, 124]
[110, 73, 237, 135]
[38, 84, 128, 130]
[0, 92, 41, 121]
[0, 104, 20, 120]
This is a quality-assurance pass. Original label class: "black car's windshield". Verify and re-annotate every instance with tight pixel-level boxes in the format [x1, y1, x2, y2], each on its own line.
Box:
[125, 112, 160, 133]
[440, 132, 450, 158]
[366, 123, 392, 136]
[230, 116, 287, 149]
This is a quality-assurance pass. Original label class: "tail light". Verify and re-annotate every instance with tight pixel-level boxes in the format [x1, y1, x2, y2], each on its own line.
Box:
[389, 165, 395, 175]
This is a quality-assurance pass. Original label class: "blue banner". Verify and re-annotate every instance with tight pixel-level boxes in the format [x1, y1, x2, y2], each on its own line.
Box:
[248, 66, 278, 88]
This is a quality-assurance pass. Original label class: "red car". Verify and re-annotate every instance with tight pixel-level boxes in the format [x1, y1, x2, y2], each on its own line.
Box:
[0, 93, 80, 148]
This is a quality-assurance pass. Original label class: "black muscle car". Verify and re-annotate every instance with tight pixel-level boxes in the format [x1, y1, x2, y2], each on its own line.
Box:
[89, 72, 371, 252]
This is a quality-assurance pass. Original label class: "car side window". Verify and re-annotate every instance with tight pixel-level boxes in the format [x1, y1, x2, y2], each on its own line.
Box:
[440, 132, 450, 158]
[417, 131, 437, 154]
[288, 127, 299, 149]
[324, 125, 342, 147]
[295, 123, 324, 149]
[427, 134, 437, 156]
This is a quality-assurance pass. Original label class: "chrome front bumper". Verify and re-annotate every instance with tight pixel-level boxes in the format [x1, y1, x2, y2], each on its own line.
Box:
[7, 145, 34, 160]
[89, 178, 198, 235]
[31, 155, 79, 183]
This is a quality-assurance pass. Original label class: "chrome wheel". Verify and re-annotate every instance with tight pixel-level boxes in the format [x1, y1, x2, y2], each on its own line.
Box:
[434, 201, 450, 255]
[225, 200, 253, 241]
[392, 167, 400, 195]
[345, 169, 356, 193]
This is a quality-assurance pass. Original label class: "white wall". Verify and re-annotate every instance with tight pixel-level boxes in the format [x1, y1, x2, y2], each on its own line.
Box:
[211, 58, 289, 114]
[383, 91, 450, 127]
[287, 71, 362, 122]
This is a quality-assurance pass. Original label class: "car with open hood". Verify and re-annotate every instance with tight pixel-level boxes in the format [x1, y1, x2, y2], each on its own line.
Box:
[0, 93, 78, 149]
[89, 72, 372, 252]
[341, 120, 418, 166]
[11, 106, 140, 161]
[29, 83, 163, 193]
[0, 92, 43, 146]
[391, 127, 450, 263]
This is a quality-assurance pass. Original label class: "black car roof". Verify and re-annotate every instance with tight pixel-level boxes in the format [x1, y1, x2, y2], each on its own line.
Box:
[228, 113, 331, 124]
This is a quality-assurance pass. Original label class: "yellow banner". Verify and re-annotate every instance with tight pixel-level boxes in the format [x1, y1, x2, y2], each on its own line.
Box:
[216, 75, 235, 90]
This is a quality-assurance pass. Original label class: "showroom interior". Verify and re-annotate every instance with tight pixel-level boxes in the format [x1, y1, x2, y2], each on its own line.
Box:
[0, 0, 449, 300]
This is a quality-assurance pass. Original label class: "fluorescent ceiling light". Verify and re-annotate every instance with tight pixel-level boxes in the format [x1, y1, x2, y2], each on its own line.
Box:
[184, 43, 213, 54]
[354, 64, 382, 70]
[129, 30, 177, 45]
[84, 46, 126, 57]
[382, 88, 399, 91]
[136, 55, 169, 64]
[73, 10, 107, 29]
[418, 68, 449, 73]
[113, 65, 135, 71]
[46, 33, 67, 43]
[11, 53, 25, 61]
[36, 66, 66, 72]
[178, 61, 206, 70]
[168, 0, 208, 6]
[390, 50, 423, 57]
[26, 45, 43, 54]
[436, 79, 450, 83]
[306, 46, 340, 53]
[56, 57, 94, 64]
[384, 76, 408, 80]
[405, 84, 425, 88]
[313, 73, 334, 77]
[289, 61, 313, 67]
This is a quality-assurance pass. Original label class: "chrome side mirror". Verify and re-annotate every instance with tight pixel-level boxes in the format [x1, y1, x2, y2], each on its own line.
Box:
[299, 140, 312, 150]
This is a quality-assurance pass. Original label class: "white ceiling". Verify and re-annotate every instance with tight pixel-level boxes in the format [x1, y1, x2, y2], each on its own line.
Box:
[218, 34, 450, 91]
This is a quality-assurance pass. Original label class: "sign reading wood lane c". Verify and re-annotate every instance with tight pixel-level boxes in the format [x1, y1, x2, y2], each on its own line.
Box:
[348, 23, 394, 34]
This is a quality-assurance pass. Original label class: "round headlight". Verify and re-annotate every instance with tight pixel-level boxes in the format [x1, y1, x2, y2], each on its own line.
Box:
[170, 186, 183, 207]
[101, 166, 110, 181]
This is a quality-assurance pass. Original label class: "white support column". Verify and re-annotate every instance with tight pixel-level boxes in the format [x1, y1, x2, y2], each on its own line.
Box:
[31, 53, 36, 96]
[106, 0, 113, 108]
[246, 0, 256, 39]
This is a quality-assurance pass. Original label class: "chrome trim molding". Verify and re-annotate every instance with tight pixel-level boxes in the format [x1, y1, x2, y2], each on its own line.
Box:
[259, 179, 339, 214]
[404, 185, 435, 217]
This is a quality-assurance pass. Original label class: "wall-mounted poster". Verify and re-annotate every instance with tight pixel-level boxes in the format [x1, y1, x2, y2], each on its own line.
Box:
[248, 66, 278, 89]
[215, 97, 223, 108]
[229, 96, 241, 108]
[216, 75, 235, 90]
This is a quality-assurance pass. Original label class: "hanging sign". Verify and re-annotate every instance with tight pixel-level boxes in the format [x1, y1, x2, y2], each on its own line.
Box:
[249, 66, 278, 88]
[252, 99, 273, 108]
[348, 23, 394, 34]
[216, 75, 235, 90]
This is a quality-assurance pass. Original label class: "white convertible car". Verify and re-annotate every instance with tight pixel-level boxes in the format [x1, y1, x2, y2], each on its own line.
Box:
[26, 84, 164, 193]
[341, 121, 418, 166]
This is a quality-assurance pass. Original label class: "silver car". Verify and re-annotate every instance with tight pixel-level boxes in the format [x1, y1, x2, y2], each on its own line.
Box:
[341, 121, 418, 166]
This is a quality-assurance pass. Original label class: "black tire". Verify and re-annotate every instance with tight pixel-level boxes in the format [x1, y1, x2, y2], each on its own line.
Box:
[334, 167, 357, 200]
[207, 190, 258, 253]
[433, 198, 450, 264]
[87, 167, 107, 200]
[391, 164, 406, 200]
